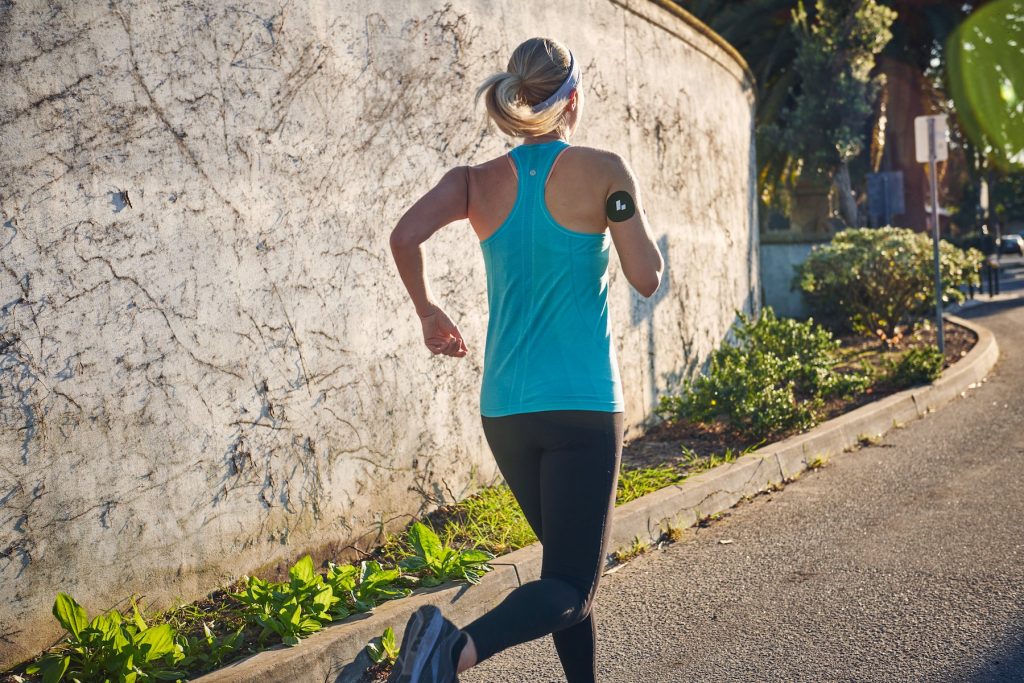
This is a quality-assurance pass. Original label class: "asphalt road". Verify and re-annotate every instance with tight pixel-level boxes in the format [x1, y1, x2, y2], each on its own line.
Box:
[461, 270, 1024, 682]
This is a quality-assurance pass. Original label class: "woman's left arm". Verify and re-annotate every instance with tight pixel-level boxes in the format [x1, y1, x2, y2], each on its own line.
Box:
[389, 165, 470, 357]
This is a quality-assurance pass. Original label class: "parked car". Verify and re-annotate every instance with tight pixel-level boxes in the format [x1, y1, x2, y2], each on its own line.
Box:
[998, 234, 1024, 255]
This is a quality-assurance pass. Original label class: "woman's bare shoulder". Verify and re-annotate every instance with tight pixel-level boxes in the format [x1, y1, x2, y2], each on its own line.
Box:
[469, 151, 513, 173]
[560, 145, 628, 191]
[570, 144, 629, 170]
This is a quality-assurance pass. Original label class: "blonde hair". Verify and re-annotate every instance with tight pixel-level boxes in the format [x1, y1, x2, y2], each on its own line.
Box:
[475, 38, 576, 138]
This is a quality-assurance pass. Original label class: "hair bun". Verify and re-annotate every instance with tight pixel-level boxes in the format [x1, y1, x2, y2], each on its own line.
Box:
[475, 38, 576, 138]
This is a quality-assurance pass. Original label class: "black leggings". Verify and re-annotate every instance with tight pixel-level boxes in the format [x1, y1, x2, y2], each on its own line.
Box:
[462, 410, 624, 683]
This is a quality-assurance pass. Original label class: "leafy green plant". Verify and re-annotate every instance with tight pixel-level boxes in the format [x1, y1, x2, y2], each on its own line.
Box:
[25, 593, 184, 683]
[887, 346, 944, 386]
[794, 226, 983, 341]
[326, 560, 410, 614]
[232, 555, 339, 646]
[366, 626, 400, 665]
[177, 622, 245, 672]
[658, 336, 807, 438]
[397, 522, 495, 587]
[730, 306, 871, 398]
[656, 307, 871, 439]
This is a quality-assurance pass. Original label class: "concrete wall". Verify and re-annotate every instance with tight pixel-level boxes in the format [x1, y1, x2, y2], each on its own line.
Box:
[760, 241, 823, 320]
[0, 0, 756, 664]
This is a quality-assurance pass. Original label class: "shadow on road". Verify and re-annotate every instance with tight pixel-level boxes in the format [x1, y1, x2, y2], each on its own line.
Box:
[953, 294, 1024, 320]
[961, 624, 1024, 682]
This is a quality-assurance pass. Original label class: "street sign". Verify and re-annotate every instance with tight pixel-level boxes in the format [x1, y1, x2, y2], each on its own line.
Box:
[915, 114, 949, 163]
[916, 113, 947, 356]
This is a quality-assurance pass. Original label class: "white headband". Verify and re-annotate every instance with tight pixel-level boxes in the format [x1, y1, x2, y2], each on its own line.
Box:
[531, 50, 581, 113]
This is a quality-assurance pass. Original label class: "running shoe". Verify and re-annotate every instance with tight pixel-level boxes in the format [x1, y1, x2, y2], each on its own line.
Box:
[386, 604, 461, 683]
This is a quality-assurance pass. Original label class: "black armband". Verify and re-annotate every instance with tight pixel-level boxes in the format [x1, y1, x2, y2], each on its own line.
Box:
[606, 191, 636, 222]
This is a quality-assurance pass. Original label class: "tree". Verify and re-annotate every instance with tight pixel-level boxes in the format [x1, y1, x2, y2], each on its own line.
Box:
[869, 0, 992, 234]
[685, 0, 897, 228]
[763, 0, 897, 227]
[683, 0, 998, 233]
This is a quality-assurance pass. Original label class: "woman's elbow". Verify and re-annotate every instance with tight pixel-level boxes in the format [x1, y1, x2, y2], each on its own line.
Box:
[639, 255, 665, 298]
[635, 271, 662, 298]
[390, 220, 425, 252]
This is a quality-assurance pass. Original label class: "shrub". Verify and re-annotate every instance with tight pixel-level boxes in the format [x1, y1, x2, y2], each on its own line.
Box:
[793, 226, 983, 342]
[888, 346, 944, 386]
[656, 307, 871, 440]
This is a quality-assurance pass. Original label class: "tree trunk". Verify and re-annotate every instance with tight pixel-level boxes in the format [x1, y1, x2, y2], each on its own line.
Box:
[833, 160, 859, 227]
[876, 54, 930, 233]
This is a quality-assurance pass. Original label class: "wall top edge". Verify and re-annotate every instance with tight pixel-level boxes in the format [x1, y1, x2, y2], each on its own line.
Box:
[640, 0, 757, 91]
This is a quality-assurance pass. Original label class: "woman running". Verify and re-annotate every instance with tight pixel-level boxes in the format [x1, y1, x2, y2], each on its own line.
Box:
[386, 37, 664, 683]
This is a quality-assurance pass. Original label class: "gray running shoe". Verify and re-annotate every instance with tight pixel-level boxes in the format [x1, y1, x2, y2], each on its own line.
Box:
[386, 604, 461, 683]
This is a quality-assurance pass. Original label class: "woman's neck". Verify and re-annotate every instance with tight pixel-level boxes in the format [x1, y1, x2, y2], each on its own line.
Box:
[521, 134, 567, 145]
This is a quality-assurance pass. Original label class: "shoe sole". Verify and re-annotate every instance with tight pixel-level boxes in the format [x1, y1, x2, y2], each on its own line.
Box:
[388, 605, 444, 683]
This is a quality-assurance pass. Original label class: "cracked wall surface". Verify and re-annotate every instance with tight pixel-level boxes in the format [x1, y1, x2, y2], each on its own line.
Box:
[0, 0, 756, 664]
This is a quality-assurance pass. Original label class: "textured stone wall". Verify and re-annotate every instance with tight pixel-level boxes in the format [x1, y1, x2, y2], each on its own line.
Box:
[0, 0, 756, 664]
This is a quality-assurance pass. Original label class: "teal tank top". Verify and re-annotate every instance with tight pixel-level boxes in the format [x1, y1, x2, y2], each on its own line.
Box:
[479, 139, 624, 417]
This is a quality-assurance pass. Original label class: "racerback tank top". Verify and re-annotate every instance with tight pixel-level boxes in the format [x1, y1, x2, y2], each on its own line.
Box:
[479, 139, 624, 417]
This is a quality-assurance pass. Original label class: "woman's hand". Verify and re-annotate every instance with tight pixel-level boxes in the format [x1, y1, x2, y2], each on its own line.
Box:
[418, 305, 468, 357]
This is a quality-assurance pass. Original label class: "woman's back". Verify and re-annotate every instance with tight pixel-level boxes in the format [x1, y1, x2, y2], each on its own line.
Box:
[467, 143, 617, 242]
[469, 139, 624, 418]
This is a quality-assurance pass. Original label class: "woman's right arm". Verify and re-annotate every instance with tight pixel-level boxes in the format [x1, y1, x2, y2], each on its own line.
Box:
[604, 154, 664, 298]
[389, 166, 470, 357]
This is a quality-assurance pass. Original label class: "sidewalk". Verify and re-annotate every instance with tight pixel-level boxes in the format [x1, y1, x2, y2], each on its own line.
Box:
[462, 287, 1024, 681]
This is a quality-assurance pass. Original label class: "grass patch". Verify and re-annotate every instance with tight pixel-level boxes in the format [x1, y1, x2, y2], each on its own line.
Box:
[616, 463, 687, 504]
[375, 484, 538, 566]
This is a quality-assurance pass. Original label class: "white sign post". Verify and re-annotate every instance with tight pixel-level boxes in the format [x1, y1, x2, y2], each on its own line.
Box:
[914, 114, 948, 356]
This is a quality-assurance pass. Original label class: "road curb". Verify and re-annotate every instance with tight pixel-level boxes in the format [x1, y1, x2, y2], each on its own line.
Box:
[194, 313, 998, 683]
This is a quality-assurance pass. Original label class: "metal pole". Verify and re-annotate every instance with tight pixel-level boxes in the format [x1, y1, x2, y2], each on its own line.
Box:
[928, 118, 945, 356]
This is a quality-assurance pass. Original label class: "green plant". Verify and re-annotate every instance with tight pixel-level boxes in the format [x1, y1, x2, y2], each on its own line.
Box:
[25, 593, 185, 683]
[794, 226, 983, 341]
[366, 626, 400, 665]
[232, 555, 339, 646]
[326, 560, 411, 614]
[681, 441, 766, 472]
[616, 463, 687, 505]
[446, 485, 537, 554]
[397, 522, 495, 587]
[888, 346, 944, 386]
[178, 622, 245, 672]
[656, 307, 870, 439]
[658, 340, 816, 439]
[612, 537, 649, 563]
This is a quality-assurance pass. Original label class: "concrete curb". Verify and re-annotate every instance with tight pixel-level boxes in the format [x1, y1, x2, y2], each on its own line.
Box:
[194, 313, 998, 683]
